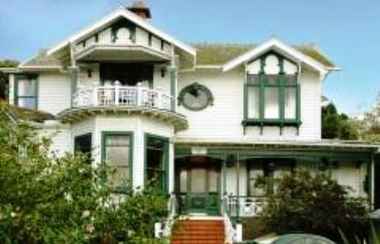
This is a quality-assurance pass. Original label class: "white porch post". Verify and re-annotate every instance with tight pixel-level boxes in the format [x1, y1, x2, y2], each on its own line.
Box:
[168, 140, 175, 193]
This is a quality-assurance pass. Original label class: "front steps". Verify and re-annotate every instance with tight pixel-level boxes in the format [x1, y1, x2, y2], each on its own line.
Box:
[171, 218, 225, 244]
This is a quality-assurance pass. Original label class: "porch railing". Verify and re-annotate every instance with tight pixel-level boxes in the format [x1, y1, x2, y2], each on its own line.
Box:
[155, 193, 177, 239]
[226, 195, 266, 219]
[73, 84, 174, 111]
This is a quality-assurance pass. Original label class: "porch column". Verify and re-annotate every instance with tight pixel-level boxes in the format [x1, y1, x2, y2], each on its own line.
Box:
[169, 65, 177, 112]
[168, 141, 175, 193]
[69, 42, 78, 108]
[69, 67, 79, 108]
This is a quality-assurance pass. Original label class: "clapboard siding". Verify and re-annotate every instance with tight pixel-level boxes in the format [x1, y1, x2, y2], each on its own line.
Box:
[176, 68, 321, 141]
[38, 73, 71, 115]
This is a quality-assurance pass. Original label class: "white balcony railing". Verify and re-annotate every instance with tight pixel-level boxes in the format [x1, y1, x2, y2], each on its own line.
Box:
[73, 84, 174, 111]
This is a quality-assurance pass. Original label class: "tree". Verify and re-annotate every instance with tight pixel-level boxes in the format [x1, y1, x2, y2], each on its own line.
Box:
[360, 93, 380, 142]
[257, 170, 369, 243]
[322, 103, 359, 140]
[0, 59, 19, 101]
[0, 103, 167, 243]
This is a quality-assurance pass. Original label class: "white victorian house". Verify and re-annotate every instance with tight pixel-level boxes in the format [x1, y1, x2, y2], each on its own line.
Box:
[4, 2, 380, 243]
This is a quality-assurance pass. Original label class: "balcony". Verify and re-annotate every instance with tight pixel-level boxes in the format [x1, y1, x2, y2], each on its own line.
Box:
[57, 83, 188, 131]
[73, 84, 173, 110]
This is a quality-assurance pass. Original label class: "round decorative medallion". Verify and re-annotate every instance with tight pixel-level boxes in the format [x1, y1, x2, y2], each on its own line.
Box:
[178, 83, 213, 111]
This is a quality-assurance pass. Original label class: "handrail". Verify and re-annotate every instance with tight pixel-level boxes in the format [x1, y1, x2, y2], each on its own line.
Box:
[72, 84, 174, 111]
[222, 195, 237, 243]
[163, 193, 177, 237]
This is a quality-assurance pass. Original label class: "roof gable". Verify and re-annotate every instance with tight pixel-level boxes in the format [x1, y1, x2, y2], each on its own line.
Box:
[46, 8, 196, 57]
[221, 38, 336, 74]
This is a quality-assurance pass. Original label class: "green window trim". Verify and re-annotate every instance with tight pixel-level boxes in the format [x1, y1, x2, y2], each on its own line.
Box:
[101, 131, 134, 188]
[144, 133, 169, 194]
[14, 74, 39, 110]
[243, 52, 301, 133]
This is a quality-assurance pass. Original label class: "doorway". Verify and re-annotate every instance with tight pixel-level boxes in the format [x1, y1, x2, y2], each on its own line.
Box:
[176, 156, 221, 215]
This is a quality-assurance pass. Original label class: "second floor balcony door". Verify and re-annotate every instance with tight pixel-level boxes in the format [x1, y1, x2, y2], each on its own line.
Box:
[100, 63, 153, 87]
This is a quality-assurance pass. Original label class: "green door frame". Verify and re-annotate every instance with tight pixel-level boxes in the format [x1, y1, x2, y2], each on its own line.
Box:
[178, 157, 222, 216]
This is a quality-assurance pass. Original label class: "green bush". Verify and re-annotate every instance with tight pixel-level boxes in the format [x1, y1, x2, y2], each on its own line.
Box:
[0, 105, 167, 243]
[257, 170, 369, 243]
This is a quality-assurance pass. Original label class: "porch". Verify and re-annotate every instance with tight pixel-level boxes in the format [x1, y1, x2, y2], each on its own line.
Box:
[173, 141, 377, 219]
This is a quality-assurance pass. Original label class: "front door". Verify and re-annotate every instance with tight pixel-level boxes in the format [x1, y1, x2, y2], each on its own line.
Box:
[176, 156, 221, 215]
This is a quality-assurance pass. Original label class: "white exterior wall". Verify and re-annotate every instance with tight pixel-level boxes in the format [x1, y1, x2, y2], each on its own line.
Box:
[38, 124, 71, 157]
[153, 64, 170, 93]
[176, 68, 321, 142]
[78, 64, 100, 87]
[38, 72, 71, 115]
[8, 74, 15, 105]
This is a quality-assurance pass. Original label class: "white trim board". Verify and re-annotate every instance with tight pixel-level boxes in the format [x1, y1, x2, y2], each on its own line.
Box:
[222, 38, 332, 77]
[46, 7, 196, 57]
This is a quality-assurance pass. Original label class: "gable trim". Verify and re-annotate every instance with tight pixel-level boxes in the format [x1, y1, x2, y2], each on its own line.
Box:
[222, 38, 332, 75]
[46, 8, 196, 57]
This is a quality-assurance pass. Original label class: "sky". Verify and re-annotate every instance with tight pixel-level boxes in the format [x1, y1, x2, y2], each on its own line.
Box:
[0, 0, 379, 116]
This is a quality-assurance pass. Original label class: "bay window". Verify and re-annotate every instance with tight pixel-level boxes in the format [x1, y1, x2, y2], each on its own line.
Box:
[102, 132, 133, 187]
[145, 134, 169, 193]
[15, 75, 38, 109]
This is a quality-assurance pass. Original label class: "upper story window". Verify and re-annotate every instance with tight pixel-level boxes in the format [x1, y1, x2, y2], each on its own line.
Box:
[243, 53, 301, 131]
[15, 75, 38, 110]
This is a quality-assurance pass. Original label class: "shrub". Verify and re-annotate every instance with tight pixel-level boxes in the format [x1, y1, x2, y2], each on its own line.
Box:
[257, 170, 369, 242]
[0, 104, 167, 243]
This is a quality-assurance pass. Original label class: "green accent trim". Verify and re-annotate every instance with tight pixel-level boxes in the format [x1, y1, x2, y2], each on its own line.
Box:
[161, 40, 164, 51]
[14, 74, 39, 110]
[101, 131, 134, 185]
[178, 82, 214, 111]
[148, 34, 152, 46]
[244, 52, 301, 131]
[144, 133, 169, 194]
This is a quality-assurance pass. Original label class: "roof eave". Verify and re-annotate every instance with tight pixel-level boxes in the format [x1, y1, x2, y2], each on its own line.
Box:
[222, 38, 335, 76]
[46, 8, 196, 58]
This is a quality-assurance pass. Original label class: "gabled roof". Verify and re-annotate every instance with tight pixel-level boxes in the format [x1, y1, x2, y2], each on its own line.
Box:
[46, 7, 196, 57]
[222, 38, 337, 74]
[193, 43, 335, 68]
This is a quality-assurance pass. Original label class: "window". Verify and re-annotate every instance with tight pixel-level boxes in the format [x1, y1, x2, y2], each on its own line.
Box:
[15, 75, 38, 109]
[247, 159, 294, 196]
[145, 134, 169, 193]
[244, 54, 301, 128]
[102, 132, 133, 187]
[74, 133, 92, 164]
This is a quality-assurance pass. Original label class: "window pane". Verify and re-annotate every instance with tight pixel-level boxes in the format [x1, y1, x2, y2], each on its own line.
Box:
[249, 166, 265, 196]
[106, 146, 130, 166]
[109, 167, 129, 186]
[179, 169, 187, 193]
[284, 87, 297, 119]
[105, 135, 130, 147]
[208, 169, 218, 192]
[264, 87, 279, 119]
[18, 97, 37, 109]
[18, 79, 36, 96]
[191, 168, 207, 193]
[247, 86, 260, 118]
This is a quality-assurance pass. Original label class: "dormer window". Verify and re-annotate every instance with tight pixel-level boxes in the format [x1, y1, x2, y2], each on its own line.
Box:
[243, 53, 301, 133]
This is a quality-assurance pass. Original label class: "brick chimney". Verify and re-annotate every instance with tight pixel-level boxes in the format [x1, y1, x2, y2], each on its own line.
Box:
[127, 0, 151, 19]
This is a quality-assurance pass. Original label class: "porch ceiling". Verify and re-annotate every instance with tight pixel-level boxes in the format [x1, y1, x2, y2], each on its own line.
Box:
[75, 44, 171, 62]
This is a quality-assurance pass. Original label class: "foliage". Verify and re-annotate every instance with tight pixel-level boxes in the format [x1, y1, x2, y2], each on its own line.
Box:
[0, 104, 167, 243]
[0, 59, 19, 101]
[360, 93, 380, 143]
[322, 103, 359, 140]
[257, 170, 369, 243]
